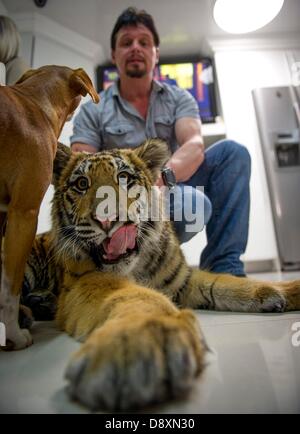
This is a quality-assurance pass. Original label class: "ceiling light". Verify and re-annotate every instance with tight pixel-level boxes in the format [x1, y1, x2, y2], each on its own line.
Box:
[213, 0, 285, 34]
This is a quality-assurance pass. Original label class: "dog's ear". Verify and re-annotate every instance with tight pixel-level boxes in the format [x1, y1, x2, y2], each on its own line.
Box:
[52, 142, 72, 186]
[15, 69, 36, 85]
[134, 138, 170, 179]
[70, 68, 99, 103]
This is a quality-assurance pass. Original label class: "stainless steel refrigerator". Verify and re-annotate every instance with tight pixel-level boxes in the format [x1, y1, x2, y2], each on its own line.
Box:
[252, 86, 300, 270]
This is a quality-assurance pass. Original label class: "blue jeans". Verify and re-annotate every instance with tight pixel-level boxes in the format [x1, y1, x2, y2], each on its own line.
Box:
[169, 140, 251, 276]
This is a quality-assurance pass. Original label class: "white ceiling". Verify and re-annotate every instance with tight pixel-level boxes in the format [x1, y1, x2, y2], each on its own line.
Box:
[3, 0, 300, 61]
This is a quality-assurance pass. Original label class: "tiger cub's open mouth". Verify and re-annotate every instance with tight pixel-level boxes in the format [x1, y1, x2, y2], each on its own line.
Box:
[100, 223, 138, 263]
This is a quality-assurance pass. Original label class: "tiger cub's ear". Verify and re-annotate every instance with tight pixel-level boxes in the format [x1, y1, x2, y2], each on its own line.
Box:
[52, 142, 72, 185]
[134, 139, 170, 179]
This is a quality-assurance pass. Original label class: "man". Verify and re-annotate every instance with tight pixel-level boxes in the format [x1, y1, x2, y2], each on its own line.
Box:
[71, 7, 251, 277]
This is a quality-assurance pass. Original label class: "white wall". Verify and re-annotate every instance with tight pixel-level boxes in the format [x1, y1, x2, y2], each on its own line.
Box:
[0, 0, 7, 14]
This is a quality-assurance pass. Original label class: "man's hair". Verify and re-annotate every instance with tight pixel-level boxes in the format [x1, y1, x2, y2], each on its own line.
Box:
[0, 15, 20, 64]
[111, 7, 160, 50]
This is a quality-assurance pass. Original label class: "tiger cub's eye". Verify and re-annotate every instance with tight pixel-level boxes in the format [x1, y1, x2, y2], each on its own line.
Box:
[118, 172, 130, 185]
[118, 171, 136, 190]
[74, 176, 89, 191]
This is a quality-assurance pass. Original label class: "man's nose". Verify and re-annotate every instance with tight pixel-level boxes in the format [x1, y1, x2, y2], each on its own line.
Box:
[131, 40, 141, 51]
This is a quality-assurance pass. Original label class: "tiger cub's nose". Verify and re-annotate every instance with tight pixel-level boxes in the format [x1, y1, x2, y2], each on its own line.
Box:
[93, 214, 117, 232]
[99, 219, 112, 231]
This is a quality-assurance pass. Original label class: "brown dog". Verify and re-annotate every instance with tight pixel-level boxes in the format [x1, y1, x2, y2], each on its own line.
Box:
[0, 65, 99, 349]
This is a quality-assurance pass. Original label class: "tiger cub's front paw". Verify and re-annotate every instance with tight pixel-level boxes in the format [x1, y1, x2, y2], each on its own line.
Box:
[255, 286, 286, 312]
[65, 310, 205, 411]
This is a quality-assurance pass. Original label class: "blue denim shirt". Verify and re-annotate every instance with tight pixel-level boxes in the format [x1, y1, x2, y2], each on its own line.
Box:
[71, 80, 200, 154]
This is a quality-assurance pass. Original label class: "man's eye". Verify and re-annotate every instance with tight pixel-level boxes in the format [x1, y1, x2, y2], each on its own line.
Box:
[74, 176, 89, 191]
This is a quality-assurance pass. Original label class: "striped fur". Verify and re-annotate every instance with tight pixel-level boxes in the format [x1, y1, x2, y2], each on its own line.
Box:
[22, 140, 300, 411]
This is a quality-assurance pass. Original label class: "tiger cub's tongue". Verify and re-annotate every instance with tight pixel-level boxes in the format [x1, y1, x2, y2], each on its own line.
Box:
[102, 224, 137, 260]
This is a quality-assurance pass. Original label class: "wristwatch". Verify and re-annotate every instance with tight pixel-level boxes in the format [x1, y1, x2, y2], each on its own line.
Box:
[161, 167, 176, 189]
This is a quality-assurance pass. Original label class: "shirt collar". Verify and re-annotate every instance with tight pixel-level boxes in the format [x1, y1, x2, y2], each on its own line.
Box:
[111, 81, 121, 98]
[152, 79, 164, 93]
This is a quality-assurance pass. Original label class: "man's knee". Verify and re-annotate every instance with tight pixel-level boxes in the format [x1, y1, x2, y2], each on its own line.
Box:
[203, 194, 212, 225]
[169, 185, 212, 244]
[222, 140, 251, 169]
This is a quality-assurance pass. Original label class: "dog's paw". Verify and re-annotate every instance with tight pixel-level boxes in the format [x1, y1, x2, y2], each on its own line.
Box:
[3, 326, 33, 351]
[65, 311, 205, 411]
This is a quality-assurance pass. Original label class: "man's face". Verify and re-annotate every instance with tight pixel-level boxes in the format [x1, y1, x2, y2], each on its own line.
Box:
[111, 24, 159, 79]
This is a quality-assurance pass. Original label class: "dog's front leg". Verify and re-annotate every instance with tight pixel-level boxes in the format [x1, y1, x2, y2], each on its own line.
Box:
[0, 208, 38, 350]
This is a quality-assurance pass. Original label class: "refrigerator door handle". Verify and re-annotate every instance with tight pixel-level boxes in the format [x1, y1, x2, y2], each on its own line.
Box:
[293, 101, 300, 129]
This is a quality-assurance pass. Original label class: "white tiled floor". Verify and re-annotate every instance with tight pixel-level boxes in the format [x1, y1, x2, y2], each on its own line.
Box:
[0, 271, 299, 414]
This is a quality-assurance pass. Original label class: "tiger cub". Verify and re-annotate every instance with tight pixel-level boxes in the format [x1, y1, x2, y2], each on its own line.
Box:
[22, 140, 300, 411]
